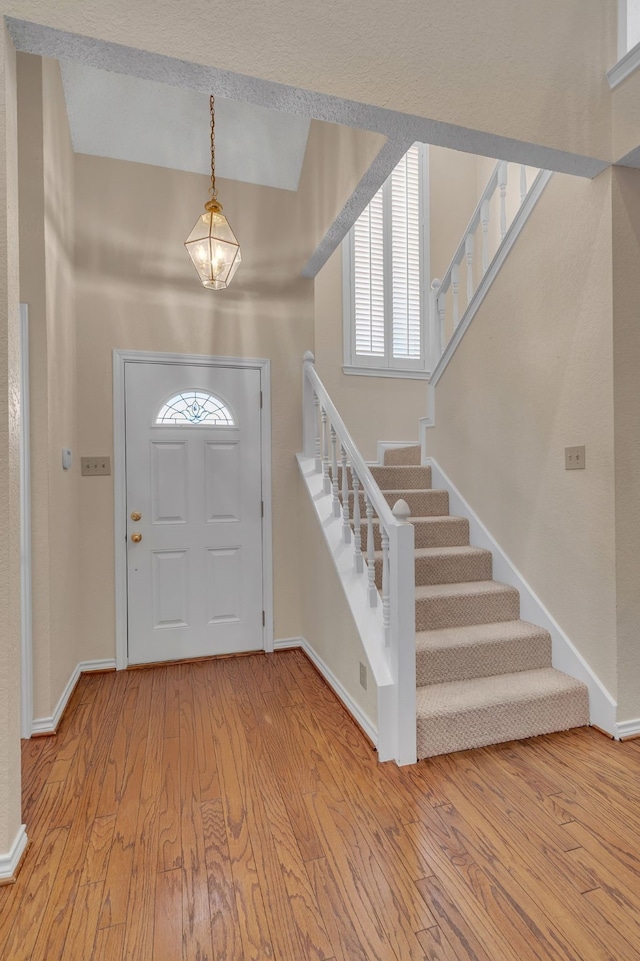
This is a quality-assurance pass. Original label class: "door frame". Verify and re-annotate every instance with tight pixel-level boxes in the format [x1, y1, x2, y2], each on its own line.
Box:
[113, 349, 273, 670]
[20, 303, 33, 738]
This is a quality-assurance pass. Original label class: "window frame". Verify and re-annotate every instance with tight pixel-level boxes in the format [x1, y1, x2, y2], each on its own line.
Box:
[342, 143, 431, 379]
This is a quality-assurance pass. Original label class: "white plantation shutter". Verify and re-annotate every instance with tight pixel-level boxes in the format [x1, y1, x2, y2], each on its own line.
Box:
[346, 142, 428, 372]
[391, 144, 421, 359]
[353, 188, 385, 356]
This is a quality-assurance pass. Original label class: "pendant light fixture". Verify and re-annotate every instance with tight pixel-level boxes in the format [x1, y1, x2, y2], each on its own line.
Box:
[185, 95, 241, 289]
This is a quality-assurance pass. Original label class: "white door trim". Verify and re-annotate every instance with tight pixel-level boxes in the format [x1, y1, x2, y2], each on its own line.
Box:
[20, 303, 33, 738]
[113, 349, 273, 670]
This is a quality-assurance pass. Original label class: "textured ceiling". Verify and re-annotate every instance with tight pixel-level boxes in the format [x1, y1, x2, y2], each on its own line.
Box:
[60, 61, 312, 191]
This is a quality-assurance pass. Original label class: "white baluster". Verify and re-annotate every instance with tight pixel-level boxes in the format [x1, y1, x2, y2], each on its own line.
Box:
[365, 495, 377, 607]
[452, 263, 460, 328]
[330, 426, 340, 517]
[321, 408, 330, 495]
[465, 233, 474, 305]
[340, 446, 351, 544]
[481, 200, 490, 275]
[313, 393, 321, 473]
[437, 291, 446, 355]
[352, 469, 363, 573]
[381, 525, 390, 645]
[430, 278, 442, 363]
[520, 164, 527, 205]
[499, 161, 508, 240]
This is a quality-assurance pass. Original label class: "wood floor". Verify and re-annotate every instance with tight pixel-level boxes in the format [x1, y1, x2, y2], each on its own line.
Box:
[3, 650, 640, 960]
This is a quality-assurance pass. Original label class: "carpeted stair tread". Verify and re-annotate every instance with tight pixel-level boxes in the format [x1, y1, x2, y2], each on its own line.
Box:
[340, 465, 432, 490]
[415, 580, 520, 631]
[416, 619, 552, 685]
[374, 545, 493, 588]
[348, 488, 449, 517]
[383, 445, 421, 465]
[415, 667, 589, 758]
[361, 515, 470, 551]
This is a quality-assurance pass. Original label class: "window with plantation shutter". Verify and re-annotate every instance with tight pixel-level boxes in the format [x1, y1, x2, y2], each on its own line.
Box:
[343, 143, 430, 377]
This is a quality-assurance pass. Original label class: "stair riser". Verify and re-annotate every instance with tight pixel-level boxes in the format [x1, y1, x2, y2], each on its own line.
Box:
[374, 551, 492, 589]
[360, 517, 469, 551]
[416, 588, 520, 631]
[416, 688, 589, 759]
[383, 446, 421, 465]
[347, 489, 449, 518]
[416, 635, 552, 686]
[338, 465, 432, 491]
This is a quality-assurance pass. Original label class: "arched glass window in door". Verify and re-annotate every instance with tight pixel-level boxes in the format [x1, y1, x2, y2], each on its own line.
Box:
[156, 390, 235, 426]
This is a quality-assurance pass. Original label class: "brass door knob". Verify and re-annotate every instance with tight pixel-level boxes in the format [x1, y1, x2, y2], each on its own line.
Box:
[130, 532, 142, 543]
[130, 511, 142, 521]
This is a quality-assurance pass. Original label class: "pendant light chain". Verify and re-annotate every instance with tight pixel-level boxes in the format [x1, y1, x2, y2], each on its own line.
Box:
[209, 95, 218, 202]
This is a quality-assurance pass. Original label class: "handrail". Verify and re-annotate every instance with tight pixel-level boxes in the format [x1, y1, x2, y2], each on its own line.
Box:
[438, 161, 501, 297]
[304, 359, 398, 533]
[301, 351, 417, 765]
[430, 160, 542, 370]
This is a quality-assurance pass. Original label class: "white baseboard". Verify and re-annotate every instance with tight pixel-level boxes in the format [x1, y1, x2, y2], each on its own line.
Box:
[31, 658, 117, 736]
[616, 718, 640, 740]
[274, 636, 378, 746]
[0, 824, 28, 883]
[424, 456, 618, 736]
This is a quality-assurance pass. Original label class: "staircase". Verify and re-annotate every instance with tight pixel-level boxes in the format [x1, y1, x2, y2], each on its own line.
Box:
[360, 444, 590, 759]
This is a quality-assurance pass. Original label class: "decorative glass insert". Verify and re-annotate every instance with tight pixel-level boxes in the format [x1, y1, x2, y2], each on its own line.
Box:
[156, 391, 235, 426]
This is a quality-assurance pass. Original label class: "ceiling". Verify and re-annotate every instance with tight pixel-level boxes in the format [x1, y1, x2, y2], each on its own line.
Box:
[59, 61, 312, 192]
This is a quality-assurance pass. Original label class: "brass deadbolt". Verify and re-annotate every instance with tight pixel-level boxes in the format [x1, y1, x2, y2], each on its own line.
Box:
[130, 511, 142, 521]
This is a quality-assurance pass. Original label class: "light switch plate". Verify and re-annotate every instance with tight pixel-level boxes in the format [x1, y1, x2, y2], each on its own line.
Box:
[565, 446, 585, 470]
[81, 456, 111, 476]
[62, 448, 72, 470]
[359, 662, 368, 690]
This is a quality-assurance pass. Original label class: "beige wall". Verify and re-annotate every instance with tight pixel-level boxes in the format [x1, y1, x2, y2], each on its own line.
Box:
[296, 119, 386, 265]
[313, 246, 425, 461]
[612, 166, 640, 721]
[0, 22, 21, 858]
[426, 170, 618, 698]
[75, 155, 314, 656]
[0, 0, 616, 163]
[18, 53, 79, 719]
[299, 475, 377, 725]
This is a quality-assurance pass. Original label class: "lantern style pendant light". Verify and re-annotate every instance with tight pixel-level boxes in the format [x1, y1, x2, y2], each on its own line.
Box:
[185, 95, 241, 289]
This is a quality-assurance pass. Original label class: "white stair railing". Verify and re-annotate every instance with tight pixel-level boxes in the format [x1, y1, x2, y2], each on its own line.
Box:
[430, 161, 546, 372]
[302, 351, 416, 765]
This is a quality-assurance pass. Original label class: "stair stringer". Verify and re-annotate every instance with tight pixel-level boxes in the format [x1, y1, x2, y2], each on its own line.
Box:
[423, 455, 617, 735]
[296, 453, 414, 764]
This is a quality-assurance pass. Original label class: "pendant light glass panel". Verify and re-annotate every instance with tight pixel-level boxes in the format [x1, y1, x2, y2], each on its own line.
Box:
[185, 207, 242, 290]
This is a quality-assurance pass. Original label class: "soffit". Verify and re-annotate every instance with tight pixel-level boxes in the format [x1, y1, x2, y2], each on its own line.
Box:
[60, 60, 311, 192]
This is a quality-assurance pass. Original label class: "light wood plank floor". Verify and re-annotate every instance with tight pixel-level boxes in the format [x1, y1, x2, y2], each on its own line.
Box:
[3, 649, 640, 960]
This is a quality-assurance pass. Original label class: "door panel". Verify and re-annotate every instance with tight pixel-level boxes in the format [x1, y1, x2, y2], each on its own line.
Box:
[125, 361, 263, 664]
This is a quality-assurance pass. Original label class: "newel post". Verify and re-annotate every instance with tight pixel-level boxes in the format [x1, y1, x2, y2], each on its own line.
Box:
[302, 351, 316, 459]
[389, 500, 417, 765]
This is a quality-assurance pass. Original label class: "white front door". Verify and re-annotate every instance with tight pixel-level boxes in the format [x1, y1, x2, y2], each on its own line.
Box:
[124, 360, 264, 665]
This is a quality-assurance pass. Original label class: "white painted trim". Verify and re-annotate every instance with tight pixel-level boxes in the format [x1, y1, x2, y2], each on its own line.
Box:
[342, 365, 431, 380]
[31, 659, 117, 735]
[112, 350, 273, 668]
[298, 453, 417, 764]
[19, 304, 33, 739]
[375, 441, 421, 466]
[430, 170, 553, 388]
[0, 824, 28, 883]
[273, 637, 378, 745]
[423, 456, 617, 735]
[607, 37, 640, 88]
[615, 717, 640, 739]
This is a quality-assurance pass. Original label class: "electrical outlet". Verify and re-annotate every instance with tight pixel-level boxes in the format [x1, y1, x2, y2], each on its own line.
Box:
[81, 456, 111, 476]
[565, 446, 586, 471]
[359, 662, 367, 690]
